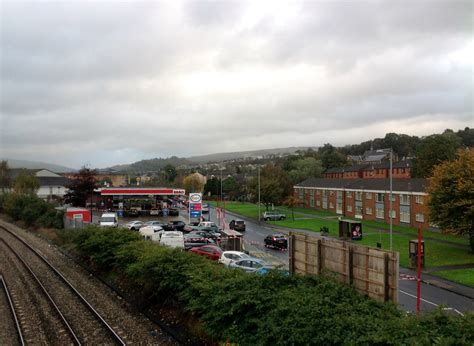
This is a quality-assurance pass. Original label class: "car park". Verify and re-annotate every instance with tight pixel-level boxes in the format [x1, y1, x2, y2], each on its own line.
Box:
[229, 219, 246, 232]
[149, 208, 161, 216]
[264, 234, 288, 250]
[193, 221, 219, 232]
[261, 211, 286, 221]
[183, 222, 200, 233]
[126, 220, 144, 231]
[229, 258, 271, 273]
[188, 230, 220, 241]
[218, 251, 252, 267]
[189, 245, 223, 261]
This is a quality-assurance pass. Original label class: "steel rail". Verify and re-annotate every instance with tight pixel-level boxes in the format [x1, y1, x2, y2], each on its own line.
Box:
[0, 239, 81, 345]
[0, 226, 126, 345]
[0, 273, 26, 346]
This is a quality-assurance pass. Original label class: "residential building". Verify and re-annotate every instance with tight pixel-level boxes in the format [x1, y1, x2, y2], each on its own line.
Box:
[294, 178, 428, 229]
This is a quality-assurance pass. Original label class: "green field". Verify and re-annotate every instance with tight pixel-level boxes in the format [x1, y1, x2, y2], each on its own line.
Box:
[431, 269, 474, 288]
[208, 201, 474, 273]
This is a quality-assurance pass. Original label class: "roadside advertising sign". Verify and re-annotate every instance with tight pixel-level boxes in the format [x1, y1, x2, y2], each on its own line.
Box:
[189, 193, 202, 223]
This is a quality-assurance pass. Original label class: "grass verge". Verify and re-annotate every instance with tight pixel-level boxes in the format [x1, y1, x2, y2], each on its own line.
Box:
[431, 269, 474, 288]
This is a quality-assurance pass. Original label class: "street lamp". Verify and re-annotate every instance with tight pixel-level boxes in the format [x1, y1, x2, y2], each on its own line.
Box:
[389, 148, 393, 250]
[258, 165, 261, 224]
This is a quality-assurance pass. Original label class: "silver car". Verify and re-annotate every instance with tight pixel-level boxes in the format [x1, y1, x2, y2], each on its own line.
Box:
[261, 211, 286, 221]
[228, 258, 270, 273]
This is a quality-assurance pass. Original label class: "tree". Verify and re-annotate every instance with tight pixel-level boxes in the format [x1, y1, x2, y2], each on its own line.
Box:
[283, 195, 300, 221]
[287, 157, 324, 184]
[203, 176, 220, 197]
[222, 176, 240, 200]
[0, 160, 11, 192]
[412, 133, 462, 178]
[319, 144, 348, 169]
[249, 164, 291, 210]
[64, 167, 98, 207]
[13, 172, 40, 195]
[183, 173, 205, 193]
[428, 149, 474, 252]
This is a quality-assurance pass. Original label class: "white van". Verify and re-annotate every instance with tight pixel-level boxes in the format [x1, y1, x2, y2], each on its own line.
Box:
[99, 212, 118, 227]
[139, 226, 164, 241]
[160, 231, 185, 249]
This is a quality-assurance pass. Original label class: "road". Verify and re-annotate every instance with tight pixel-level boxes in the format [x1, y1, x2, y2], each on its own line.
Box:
[209, 207, 474, 315]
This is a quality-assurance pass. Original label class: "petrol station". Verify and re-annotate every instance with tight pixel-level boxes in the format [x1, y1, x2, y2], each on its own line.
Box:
[96, 187, 186, 214]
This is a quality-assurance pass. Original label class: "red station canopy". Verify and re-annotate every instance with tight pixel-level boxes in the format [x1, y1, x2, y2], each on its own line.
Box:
[100, 188, 186, 196]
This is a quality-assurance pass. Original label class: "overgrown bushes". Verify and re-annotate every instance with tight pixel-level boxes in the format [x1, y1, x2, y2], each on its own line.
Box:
[70, 226, 474, 345]
[1, 193, 63, 228]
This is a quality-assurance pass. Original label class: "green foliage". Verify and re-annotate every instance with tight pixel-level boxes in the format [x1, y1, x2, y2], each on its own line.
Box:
[319, 143, 348, 169]
[248, 164, 291, 208]
[413, 132, 462, 178]
[64, 167, 98, 207]
[286, 157, 324, 184]
[0, 160, 11, 192]
[2, 193, 64, 228]
[428, 148, 474, 252]
[13, 172, 40, 195]
[162, 164, 178, 182]
[69, 227, 474, 345]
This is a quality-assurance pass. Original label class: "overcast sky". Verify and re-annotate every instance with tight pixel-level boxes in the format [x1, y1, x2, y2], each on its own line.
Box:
[1, 0, 472, 169]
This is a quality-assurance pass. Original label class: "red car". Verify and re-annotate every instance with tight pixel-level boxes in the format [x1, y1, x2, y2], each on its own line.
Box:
[189, 245, 223, 261]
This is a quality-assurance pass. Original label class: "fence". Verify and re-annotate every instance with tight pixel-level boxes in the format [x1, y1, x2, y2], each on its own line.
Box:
[63, 217, 91, 230]
[289, 232, 399, 303]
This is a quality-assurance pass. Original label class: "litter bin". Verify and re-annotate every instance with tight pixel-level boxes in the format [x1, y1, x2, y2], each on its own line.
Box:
[409, 239, 425, 268]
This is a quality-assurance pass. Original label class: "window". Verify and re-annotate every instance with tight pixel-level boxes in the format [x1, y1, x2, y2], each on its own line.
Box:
[400, 194, 410, 205]
[330, 191, 334, 196]
[400, 210, 410, 223]
[337, 191, 342, 199]
[366, 207, 372, 215]
[355, 192, 362, 201]
[376, 205, 384, 219]
[389, 210, 396, 219]
[355, 205, 363, 218]
[298, 189, 304, 200]
[336, 202, 343, 214]
[323, 190, 328, 197]
[416, 213, 425, 223]
[316, 200, 321, 207]
[366, 192, 372, 199]
[329, 202, 334, 209]
[317, 190, 320, 195]
[310, 197, 314, 208]
[415, 195, 424, 205]
[376, 193, 384, 203]
[347, 204, 353, 212]
[310, 190, 315, 197]
[347, 191, 352, 198]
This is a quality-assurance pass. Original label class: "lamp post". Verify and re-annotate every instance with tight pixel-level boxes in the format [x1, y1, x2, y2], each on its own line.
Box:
[389, 148, 393, 250]
[258, 165, 261, 224]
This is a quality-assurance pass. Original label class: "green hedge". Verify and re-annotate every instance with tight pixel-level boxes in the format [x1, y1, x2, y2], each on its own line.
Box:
[72, 226, 474, 345]
[1, 193, 63, 228]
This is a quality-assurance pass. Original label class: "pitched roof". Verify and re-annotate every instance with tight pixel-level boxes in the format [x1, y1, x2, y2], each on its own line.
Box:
[37, 176, 70, 186]
[295, 178, 428, 193]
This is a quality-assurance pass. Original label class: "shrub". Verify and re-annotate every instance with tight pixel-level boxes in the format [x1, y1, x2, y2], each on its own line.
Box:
[71, 227, 474, 345]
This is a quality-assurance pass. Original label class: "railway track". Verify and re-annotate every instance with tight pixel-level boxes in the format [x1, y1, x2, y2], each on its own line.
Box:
[0, 274, 24, 345]
[0, 225, 126, 345]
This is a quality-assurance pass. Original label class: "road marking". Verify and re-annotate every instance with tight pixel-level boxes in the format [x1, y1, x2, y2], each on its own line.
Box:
[399, 290, 464, 316]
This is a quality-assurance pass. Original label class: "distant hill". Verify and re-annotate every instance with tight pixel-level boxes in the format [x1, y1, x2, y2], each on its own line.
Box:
[187, 147, 317, 163]
[3, 158, 76, 173]
[109, 156, 193, 172]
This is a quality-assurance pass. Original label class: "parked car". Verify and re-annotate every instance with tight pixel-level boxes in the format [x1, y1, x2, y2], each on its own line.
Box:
[189, 245, 223, 261]
[126, 220, 144, 231]
[144, 220, 165, 232]
[184, 233, 215, 250]
[229, 258, 271, 273]
[264, 234, 288, 250]
[188, 230, 220, 241]
[139, 226, 163, 241]
[229, 219, 246, 232]
[167, 220, 186, 232]
[219, 251, 252, 267]
[160, 231, 185, 249]
[183, 222, 200, 233]
[261, 211, 286, 221]
[128, 208, 140, 217]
